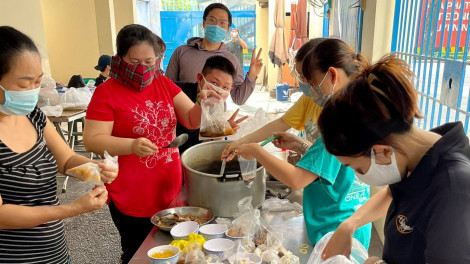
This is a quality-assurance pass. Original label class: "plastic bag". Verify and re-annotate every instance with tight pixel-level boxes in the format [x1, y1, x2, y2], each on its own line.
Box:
[206, 254, 223, 264]
[230, 108, 278, 140]
[39, 88, 61, 107]
[60, 87, 92, 110]
[41, 76, 56, 89]
[179, 242, 203, 264]
[66, 162, 101, 182]
[307, 232, 368, 264]
[40, 105, 63, 117]
[215, 217, 233, 229]
[238, 157, 257, 181]
[199, 97, 234, 137]
[102, 151, 119, 169]
[262, 198, 303, 220]
[279, 251, 300, 264]
[39, 77, 61, 107]
[183, 247, 205, 264]
[65, 151, 118, 182]
[262, 249, 281, 263]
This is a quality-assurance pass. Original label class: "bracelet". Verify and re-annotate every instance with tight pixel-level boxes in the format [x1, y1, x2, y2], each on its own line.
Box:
[374, 260, 386, 264]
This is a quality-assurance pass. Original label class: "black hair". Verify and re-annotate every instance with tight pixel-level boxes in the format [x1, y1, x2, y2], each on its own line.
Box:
[203, 3, 232, 27]
[318, 54, 422, 157]
[201, 55, 236, 81]
[0, 26, 40, 80]
[302, 38, 368, 81]
[116, 24, 165, 57]
[294, 38, 326, 62]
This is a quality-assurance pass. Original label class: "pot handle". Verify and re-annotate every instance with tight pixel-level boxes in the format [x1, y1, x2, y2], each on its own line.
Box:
[217, 170, 243, 182]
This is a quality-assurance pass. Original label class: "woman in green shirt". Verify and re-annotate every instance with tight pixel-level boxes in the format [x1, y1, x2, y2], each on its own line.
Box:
[222, 39, 371, 246]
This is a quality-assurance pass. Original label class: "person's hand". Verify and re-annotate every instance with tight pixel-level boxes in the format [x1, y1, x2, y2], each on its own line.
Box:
[321, 221, 355, 260]
[364, 257, 385, 264]
[221, 140, 244, 161]
[272, 132, 306, 152]
[72, 185, 108, 214]
[247, 48, 263, 80]
[227, 109, 249, 132]
[236, 143, 261, 160]
[98, 162, 118, 184]
[132, 138, 158, 157]
[198, 89, 222, 103]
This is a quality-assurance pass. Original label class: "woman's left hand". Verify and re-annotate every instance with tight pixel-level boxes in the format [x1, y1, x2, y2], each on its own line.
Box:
[198, 89, 221, 103]
[99, 162, 118, 184]
[234, 143, 261, 160]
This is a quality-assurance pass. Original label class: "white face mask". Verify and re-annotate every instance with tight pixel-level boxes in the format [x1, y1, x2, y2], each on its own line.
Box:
[310, 72, 335, 107]
[201, 76, 230, 100]
[354, 149, 402, 186]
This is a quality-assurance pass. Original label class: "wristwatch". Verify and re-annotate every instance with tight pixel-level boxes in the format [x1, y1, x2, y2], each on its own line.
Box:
[299, 141, 309, 155]
[374, 260, 386, 264]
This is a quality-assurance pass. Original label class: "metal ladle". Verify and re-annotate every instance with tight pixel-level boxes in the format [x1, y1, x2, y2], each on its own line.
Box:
[162, 133, 189, 148]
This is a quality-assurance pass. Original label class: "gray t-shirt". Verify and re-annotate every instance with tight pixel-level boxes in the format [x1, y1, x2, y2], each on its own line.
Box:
[226, 40, 243, 67]
[165, 37, 256, 106]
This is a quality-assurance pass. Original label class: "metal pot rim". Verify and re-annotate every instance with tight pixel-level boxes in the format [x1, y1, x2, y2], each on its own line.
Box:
[181, 140, 264, 178]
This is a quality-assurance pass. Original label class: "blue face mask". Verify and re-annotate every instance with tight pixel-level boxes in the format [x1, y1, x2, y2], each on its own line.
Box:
[298, 82, 311, 97]
[205, 25, 227, 44]
[0, 85, 40, 115]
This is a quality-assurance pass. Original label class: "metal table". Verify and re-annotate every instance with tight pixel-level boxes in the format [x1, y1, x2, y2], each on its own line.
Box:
[129, 203, 313, 263]
[48, 109, 86, 149]
[47, 109, 87, 192]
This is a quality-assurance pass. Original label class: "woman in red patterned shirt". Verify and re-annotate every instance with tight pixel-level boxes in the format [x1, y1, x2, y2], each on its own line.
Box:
[83, 24, 219, 264]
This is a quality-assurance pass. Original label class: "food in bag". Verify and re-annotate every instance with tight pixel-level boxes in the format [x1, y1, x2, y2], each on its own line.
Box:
[199, 98, 235, 137]
[66, 162, 101, 182]
[65, 151, 118, 182]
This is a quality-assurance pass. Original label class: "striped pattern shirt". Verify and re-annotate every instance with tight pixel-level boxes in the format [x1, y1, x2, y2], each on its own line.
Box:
[0, 107, 69, 263]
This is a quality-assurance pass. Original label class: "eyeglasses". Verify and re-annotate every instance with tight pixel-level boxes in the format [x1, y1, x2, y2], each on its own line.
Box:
[205, 16, 229, 27]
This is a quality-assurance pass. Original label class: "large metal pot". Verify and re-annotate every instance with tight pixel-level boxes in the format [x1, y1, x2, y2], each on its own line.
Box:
[181, 141, 266, 217]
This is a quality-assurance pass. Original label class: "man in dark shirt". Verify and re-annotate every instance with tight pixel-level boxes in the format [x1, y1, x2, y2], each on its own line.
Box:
[94, 55, 111, 86]
[226, 28, 247, 68]
[175, 55, 248, 153]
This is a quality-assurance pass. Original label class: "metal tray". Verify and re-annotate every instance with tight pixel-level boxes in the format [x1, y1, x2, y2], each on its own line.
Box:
[150, 206, 214, 232]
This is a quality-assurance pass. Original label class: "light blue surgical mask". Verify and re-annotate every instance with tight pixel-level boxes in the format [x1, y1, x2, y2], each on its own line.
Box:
[205, 25, 227, 44]
[0, 85, 40, 115]
[298, 82, 311, 97]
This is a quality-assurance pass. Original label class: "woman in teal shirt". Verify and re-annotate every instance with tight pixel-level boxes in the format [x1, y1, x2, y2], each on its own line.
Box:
[223, 39, 371, 247]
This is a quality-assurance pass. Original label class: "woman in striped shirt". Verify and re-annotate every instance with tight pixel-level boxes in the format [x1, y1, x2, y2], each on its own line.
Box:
[0, 26, 118, 263]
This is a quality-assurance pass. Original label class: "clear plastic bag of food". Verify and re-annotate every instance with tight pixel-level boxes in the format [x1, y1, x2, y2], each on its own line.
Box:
[279, 251, 300, 264]
[65, 151, 118, 182]
[66, 162, 101, 182]
[200, 97, 235, 137]
[206, 254, 223, 264]
[238, 157, 257, 182]
[307, 232, 368, 264]
[183, 248, 205, 264]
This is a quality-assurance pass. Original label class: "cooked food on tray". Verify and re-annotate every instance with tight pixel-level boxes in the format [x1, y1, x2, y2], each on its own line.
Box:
[154, 213, 210, 228]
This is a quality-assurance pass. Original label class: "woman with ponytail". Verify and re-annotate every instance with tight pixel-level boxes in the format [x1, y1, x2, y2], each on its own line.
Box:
[221, 39, 372, 247]
[319, 55, 470, 263]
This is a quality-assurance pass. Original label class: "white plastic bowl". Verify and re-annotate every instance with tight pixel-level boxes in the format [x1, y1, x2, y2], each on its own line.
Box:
[203, 238, 234, 259]
[199, 224, 228, 240]
[170, 221, 199, 240]
[147, 245, 180, 264]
